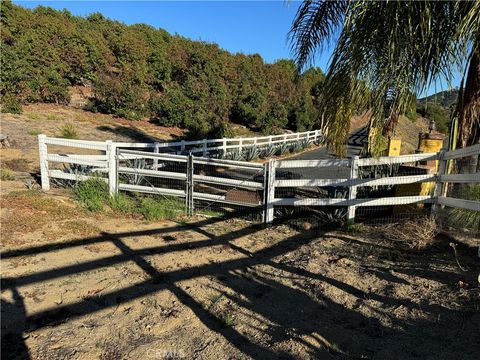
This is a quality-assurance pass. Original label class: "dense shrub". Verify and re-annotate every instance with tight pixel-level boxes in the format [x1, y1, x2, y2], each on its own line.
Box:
[0, 1, 330, 135]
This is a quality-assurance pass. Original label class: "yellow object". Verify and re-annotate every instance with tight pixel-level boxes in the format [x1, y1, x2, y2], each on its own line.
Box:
[394, 133, 444, 214]
[387, 138, 401, 156]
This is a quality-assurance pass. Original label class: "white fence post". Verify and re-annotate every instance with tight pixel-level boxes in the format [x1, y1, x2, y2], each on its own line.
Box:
[431, 148, 447, 217]
[265, 159, 276, 223]
[202, 140, 207, 157]
[347, 155, 359, 223]
[106, 140, 117, 195]
[38, 134, 50, 191]
[222, 138, 227, 154]
[239, 138, 243, 151]
[181, 140, 186, 153]
[186, 153, 194, 216]
[153, 142, 160, 169]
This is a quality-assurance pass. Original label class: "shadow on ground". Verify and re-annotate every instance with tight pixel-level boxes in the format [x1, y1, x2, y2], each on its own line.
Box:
[1, 211, 479, 359]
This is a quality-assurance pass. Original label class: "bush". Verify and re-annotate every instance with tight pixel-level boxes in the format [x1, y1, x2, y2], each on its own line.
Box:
[1, 94, 23, 114]
[139, 196, 184, 221]
[74, 178, 108, 212]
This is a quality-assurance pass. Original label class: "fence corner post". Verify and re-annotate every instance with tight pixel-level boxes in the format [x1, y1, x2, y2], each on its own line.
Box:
[106, 140, 117, 196]
[38, 134, 50, 191]
[431, 148, 447, 218]
[265, 159, 276, 224]
[347, 155, 359, 224]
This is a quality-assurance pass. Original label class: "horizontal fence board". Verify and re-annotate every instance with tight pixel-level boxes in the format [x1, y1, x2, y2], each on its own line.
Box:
[276, 159, 350, 168]
[357, 153, 438, 166]
[118, 167, 187, 180]
[48, 170, 107, 182]
[443, 144, 480, 160]
[114, 142, 155, 149]
[119, 183, 185, 197]
[55, 154, 108, 160]
[193, 192, 261, 207]
[355, 174, 435, 187]
[273, 195, 432, 207]
[118, 149, 188, 162]
[274, 175, 435, 188]
[275, 178, 349, 187]
[45, 138, 107, 150]
[440, 173, 480, 183]
[438, 196, 480, 212]
[193, 156, 264, 169]
[47, 154, 106, 167]
[193, 174, 263, 189]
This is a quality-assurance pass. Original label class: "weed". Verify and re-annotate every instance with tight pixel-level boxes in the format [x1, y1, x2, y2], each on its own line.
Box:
[220, 313, 235, 327]
[207, 293, 223, 305]
[47, 114, 59, 121]
[109, 192, 137, 214]
[74, 177, 108, 212]
[60, 122, 79, 139]
[139, 196, 184, 221]
[0, 168, 14, 181]
[27, 129, 41, 136]
[27, 112, 40, 120]
[344, 222, 366, 233]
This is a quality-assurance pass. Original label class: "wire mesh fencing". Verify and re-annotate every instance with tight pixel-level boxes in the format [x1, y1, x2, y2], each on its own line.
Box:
[436, 151, 480, 234]
[116, 150, 266, 222]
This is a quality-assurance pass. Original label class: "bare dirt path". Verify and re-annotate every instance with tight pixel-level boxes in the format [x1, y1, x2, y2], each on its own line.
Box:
[1, 188, 479, 360]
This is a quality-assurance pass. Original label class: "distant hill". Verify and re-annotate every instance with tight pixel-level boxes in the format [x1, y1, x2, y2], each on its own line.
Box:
[417, 89, 458, 108]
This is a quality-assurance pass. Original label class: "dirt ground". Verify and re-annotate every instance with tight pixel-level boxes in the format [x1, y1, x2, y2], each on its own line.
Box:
[1, 184, 479, 360]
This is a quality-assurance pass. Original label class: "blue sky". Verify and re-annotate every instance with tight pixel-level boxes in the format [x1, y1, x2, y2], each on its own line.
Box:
[15, 1, 461, 96]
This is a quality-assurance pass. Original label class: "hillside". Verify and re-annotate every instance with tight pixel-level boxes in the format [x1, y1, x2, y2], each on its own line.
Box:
[417, 89, 459, 108]
[0, 1, 324, 139]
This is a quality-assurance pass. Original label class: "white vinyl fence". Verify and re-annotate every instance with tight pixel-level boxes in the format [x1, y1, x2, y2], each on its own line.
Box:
[38, 133, 479, 225]
[38, 129, 321, 191]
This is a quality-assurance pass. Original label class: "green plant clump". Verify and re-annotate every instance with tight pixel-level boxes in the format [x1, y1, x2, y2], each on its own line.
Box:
[109, 193, 137, 214]
[0, 168, 15, 181]
[60, 122, 79, 139]
[74, 178, 108, 212]
[139, 196, 184, 221]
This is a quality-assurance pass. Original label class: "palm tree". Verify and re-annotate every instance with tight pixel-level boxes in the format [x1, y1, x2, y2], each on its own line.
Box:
[289, 0, 479, 156]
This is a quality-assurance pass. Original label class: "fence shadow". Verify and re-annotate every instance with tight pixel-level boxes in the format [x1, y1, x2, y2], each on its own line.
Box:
[1, 211, 478, 359]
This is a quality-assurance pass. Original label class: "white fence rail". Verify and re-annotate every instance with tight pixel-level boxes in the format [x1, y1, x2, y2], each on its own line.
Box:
[38, 134, 479, 225]
[38, 130, 321, 190]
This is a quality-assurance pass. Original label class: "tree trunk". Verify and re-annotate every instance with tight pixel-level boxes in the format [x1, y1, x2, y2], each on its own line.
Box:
[456, 38, 480, 149]
[454, 37, 480, 177]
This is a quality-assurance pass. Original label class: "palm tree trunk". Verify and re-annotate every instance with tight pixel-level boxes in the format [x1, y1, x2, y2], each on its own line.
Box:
[456, 38, 480, 149]
[454, 37, 480, 176]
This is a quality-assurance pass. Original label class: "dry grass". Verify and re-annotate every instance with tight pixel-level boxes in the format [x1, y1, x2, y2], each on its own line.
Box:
[0, 191, 79, 243]
[388, 216, 439, 249]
